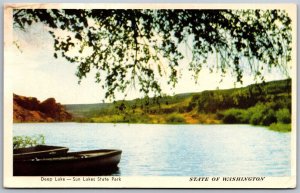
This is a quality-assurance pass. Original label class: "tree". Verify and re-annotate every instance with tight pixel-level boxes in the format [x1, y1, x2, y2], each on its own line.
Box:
[13, 9, 292, 100]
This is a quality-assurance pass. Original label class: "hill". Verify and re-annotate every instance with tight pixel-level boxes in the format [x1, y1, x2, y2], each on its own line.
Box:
[65, 79, 291, 129]
[14, 94, 72, 122]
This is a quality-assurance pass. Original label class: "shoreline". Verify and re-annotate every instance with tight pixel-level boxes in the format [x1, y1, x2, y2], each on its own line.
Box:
[13, 121, 291, 132]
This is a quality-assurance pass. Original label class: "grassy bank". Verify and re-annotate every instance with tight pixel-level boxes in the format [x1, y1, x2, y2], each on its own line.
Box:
[269, 123, 291, 132]
[66, 79, 291, 131]
[75, 112, 220, 124]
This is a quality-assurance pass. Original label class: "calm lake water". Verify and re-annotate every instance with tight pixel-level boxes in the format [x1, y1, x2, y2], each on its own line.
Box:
[13, 123, 291, 176]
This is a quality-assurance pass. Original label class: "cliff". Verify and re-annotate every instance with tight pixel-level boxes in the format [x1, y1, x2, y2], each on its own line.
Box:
[13, 94, 72, 122]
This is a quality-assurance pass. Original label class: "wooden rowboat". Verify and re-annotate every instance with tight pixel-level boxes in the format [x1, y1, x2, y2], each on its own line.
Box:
[13, 145, 69, 160]
[14, 148, 122, 176]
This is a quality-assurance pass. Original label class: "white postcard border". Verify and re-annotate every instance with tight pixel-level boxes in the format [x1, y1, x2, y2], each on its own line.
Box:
[3, 3, 297, 188]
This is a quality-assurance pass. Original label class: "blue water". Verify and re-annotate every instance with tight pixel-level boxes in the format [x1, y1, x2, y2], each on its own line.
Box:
[13, 123, 291, 176]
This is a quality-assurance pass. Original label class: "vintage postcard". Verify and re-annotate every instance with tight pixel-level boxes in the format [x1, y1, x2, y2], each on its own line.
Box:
[3, 3, 297, 188]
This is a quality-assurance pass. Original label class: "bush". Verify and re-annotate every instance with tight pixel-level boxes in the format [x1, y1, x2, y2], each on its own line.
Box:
[248, 104, 263, 125]
[222, 109, 248, 124]
[261, 109, 276, 126]
[124, 113, 152, 123]
[13, 135, 45, 149]
[166, 114, 186, 123]
[276, 108, 291, 124]
[249, 111, 262, 125]
[223, 113, 238, 123]
[248, 103, 277, 126]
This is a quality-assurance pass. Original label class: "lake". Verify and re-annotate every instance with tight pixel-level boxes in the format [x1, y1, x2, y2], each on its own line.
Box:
[13, 123, 291, 176]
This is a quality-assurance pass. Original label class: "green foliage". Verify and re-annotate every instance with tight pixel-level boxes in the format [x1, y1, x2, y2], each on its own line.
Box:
[276, 108, 291, 124]
[65, 79, 291, 129]
[221, 103, 289, 128]
[195, 79, 291, 113]
[13, 9, 292, 100]
[166, 114, 186, 124]
[248, 103, 287, 126]
[217, 79, 291, 128]
[248, 103, 270, 125]
[222, 109, 249, 124]
[262, 109, 276, 126]
[13, 134, 45, 149]
[269, 123, 291, 132]
[249, 111, 262, 125]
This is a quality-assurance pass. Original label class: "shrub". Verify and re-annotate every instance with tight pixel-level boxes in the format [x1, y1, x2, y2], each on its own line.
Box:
[166, 114, 186, 123]
[261, 109, 276, 126]
[223, 113, 238, 123]
[125, 113, 152, 123]
[248, 103, 277, 126]
[250, 111, 262, 125]
[248, 104, 263, 125]
[276, 108, 291, 124]
[222, 109, 247, 124]
[13, 135, 45, 149]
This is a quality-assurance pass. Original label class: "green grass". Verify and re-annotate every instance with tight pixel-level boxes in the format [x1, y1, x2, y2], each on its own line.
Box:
[269, 123, 291, 132]
[165, 113, 186, 124]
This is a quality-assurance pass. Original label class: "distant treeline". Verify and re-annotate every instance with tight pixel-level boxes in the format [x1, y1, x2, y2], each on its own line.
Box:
[65, 79, 291, 132]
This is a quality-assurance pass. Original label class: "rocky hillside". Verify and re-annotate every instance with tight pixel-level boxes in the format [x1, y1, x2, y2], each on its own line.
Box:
[13, 94, 72, 122]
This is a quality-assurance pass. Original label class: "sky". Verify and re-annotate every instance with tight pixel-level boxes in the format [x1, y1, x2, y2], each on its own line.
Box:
[9, 22, 290, 105]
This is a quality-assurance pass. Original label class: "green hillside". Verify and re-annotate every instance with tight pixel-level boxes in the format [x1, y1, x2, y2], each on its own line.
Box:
[65, 79, 291, 131]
